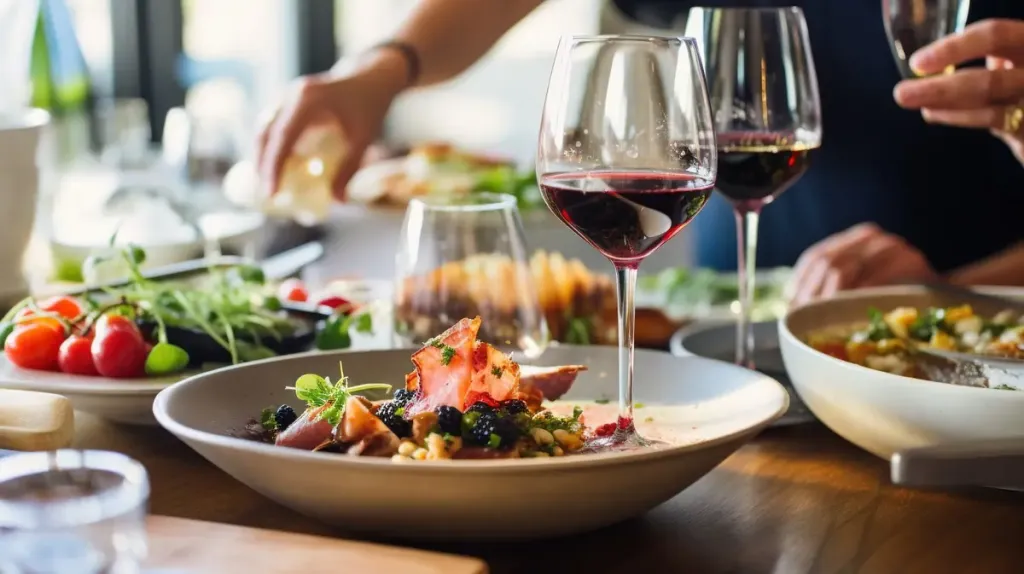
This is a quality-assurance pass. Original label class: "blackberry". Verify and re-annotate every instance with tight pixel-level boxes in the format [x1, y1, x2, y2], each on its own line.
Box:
[274, 404, 298, 431]
[468, 413, 499, 446]
[466, 401, 495, 415]
[393, 389, 415, 405]
[501, 399, 528, 415]
[468, 413, 520, 449]
[375, 401, 411, 437]
[434, 405, 462, 435]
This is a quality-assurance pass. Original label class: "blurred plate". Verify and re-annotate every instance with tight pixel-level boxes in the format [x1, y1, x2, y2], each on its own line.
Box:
[671, 320, 814, 426]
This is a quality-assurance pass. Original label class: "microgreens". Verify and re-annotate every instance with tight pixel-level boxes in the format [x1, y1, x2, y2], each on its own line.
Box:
[286, 362, 392, 426]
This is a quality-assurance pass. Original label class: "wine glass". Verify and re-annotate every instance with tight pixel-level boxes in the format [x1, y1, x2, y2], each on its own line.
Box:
[882, 0, 971, 78]
[393, 192, 549, 357]
[537, 35, 717, 449]
[686, 8, 822, 370]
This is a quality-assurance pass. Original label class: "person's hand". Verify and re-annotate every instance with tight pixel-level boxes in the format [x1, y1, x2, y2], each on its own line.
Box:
[893, 19, 1024, 164]
[786, 223, 939, 307]
[256, 52, 408, 200]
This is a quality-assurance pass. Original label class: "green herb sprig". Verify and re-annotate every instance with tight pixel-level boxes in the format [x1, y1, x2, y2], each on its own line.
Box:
[287, 362, 391, 425]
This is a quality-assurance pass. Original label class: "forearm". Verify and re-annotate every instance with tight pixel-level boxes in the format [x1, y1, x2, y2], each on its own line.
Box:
[390, 0, 544, 87]
[946, 242, 1024, 286]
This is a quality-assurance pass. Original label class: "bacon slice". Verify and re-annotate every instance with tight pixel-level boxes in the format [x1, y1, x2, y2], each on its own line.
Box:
[467, 342, 520, 403]
[519, 364, 587, 401]
[405, 317, 481, 415]
[274, 404, 334, 450]
[336, 396, 392, 443]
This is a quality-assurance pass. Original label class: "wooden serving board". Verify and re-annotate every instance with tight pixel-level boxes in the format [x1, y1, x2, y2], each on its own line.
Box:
[146, 516, 488, 574]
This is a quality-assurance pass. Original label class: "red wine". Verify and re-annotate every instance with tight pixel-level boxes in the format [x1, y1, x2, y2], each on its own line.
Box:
[539, 171, 712, 267]
[715, 135, 815, 209]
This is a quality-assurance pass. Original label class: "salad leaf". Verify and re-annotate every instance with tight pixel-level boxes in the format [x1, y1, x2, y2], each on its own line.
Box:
[286, 362, 392, 426]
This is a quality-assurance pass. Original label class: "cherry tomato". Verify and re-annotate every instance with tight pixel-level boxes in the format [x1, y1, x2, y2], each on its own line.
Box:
[58, 335, 99, 375]
[93, 314, 139, 337]
[91, 317, 148, 378]
[277, 278, 309, 303]
[4, 324, 65, 371]
[37, 296, 85, 320]
[316, 295, 352, 312]
[13, 308, 64, 333]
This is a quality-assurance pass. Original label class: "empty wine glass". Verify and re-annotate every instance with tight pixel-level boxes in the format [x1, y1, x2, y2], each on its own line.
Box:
[393, 193, 549, 357]
[882, 0, 971, 78]
[537, 35, 717, 449]
[686, 8, 822, 370]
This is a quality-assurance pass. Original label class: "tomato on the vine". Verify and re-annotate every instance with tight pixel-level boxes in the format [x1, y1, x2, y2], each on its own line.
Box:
[91, 314, 148, 378]
[58, 335, 99, 375]
[5, 324, 64, 371]
[37, 296, 85, 320]
[277, 278, 309, 303]
[13, 308, 64, 333]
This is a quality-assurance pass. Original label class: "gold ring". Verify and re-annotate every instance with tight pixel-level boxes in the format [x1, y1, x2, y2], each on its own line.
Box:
[1003, 101, 1024, 133]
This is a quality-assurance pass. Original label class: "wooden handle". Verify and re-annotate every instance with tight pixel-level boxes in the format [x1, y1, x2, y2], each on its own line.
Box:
[0, 389, 75, 451]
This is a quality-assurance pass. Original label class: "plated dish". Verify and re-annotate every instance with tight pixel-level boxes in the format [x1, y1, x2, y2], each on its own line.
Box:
[779, 286, 1024, 460]
[806, 304, 1023, 381]
[154, 340, 788, 538]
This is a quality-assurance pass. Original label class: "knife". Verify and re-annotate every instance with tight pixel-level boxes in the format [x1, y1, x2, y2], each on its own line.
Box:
[54, 241, 324, 296]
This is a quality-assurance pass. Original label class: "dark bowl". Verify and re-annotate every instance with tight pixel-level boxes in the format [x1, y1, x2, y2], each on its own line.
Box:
[139, 316, 320, 367]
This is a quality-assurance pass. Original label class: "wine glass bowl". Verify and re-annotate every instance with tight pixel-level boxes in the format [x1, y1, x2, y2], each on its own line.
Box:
[392, 193, 549, 358]
[882, 0, 970, 79]
[537, 35, 717, 449]
[686, 8, 822, 369]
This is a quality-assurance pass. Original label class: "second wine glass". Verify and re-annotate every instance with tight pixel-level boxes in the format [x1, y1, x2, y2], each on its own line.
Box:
[686, 8, 823, 369]
[537, 35, 717, 449]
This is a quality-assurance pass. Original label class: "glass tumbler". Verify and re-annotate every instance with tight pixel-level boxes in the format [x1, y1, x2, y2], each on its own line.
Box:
[0, 450, 150, 574]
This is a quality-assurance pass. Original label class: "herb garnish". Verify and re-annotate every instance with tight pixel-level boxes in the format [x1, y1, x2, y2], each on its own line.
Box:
[440, 345, 456, 366]
[490, 365, 503, 377]
[259, 407, 278, 431]
[286, 362, 391, 426]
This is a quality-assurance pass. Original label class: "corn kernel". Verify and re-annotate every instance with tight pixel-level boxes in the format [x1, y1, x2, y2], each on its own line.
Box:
[929, 330, 956, 350]
[398, 440, 417, 456]
[884, 307, 918, 339]
[412, 448, 428, 460]
[944, 305, 973, 324]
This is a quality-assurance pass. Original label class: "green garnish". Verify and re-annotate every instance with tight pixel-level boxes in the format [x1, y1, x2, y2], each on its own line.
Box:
[993, 384, 1018, 391]
[594, 398, 610, 405]
[314, 311, 374, 351]
[287, 362, 392, 426]
[866, 307, 894, 341]
[440, 345, 456, 366]
[634, 402, 645, 409]
[427, 337, 444, 349]
[144, 342, 190, 376]
[487, 434, 502, 449]
[490, 365, 503, 377]
[530, 407, 584, 434]
[259, 408, 277, 432]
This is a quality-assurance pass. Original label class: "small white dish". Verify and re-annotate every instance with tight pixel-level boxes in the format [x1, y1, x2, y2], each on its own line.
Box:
[779, 285, 1024, 460]
[153, 345, 788, 540]
[0, 356, 181, 425]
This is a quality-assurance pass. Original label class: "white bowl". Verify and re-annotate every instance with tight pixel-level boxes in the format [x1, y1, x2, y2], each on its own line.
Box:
[779, 285, 1024, 459]
[0, 356, 181, 425]
[153, 345, 788, 540]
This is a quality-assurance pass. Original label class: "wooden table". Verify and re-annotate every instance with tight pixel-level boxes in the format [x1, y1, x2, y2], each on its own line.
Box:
[74, 414, 1024, 574]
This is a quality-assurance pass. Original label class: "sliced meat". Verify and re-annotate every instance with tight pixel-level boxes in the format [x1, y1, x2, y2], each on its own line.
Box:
[274, 405, 334, 450]
[467, 342, 520, 403]
[337, 395, 392, 443]
[519, 364, 587, 400]
[347, 430, 400, 457]
[405, 317, 480, 414]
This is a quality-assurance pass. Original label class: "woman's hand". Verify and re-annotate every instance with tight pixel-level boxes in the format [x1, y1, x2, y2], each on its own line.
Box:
[786, 223, 938, 306]
[256, 51, 409, 200]
[893, 19, 1024, 164]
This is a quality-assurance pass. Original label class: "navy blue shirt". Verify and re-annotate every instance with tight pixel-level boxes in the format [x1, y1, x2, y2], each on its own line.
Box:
[614, 0, 1024, 272]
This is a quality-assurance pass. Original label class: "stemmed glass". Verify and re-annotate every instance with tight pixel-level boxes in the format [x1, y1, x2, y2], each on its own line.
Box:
[686, 8, 822, 369]
[392, 192, 549, 357]
[537, 35, 717, 448]
[881, 0, 971, 78]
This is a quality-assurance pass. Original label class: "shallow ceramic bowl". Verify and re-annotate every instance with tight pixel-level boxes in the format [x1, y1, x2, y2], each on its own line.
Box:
[0, 356, 180, 425]
[153, 345, 788, 540]
[779, 285, 1024, 459]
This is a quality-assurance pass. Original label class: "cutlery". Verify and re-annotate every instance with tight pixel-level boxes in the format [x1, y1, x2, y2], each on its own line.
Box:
[891, 439, 1024, 488]
[917, 282, 1024, 313]
[907, 346, 1024, 389]
[55, 241, 324, 296]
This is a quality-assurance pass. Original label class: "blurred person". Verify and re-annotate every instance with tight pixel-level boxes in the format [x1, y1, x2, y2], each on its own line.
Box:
[256, 0, 1024, 304]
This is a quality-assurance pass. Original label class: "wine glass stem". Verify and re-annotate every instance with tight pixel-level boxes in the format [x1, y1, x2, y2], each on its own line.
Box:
[613, 264, 638, 437]
[734, 207, 761, 369]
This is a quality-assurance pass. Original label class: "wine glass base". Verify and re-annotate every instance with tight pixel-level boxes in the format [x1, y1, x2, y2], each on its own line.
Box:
[583, 429, 663, 453]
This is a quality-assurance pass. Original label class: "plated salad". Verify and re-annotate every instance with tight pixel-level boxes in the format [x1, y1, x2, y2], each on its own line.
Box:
[1, 246, 371, 378]
[807, 304, 1024, 379]
[250, 316, 601, 461]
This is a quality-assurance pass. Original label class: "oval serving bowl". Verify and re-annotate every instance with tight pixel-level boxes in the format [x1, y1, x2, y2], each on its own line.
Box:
[779, 285, 1024, 460]
[153, 345, 788, 540]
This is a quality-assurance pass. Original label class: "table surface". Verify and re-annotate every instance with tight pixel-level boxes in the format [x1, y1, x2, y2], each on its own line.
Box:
[74, 414, 1024, 574]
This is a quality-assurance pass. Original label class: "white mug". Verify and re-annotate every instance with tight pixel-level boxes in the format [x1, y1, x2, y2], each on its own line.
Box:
[0, 108, 49, 307]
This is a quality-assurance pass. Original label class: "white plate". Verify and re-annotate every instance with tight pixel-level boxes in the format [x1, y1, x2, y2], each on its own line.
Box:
[153, 345, 788, 540]
[779, 285, 1024, 460]
[0, 356, 182, 425]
